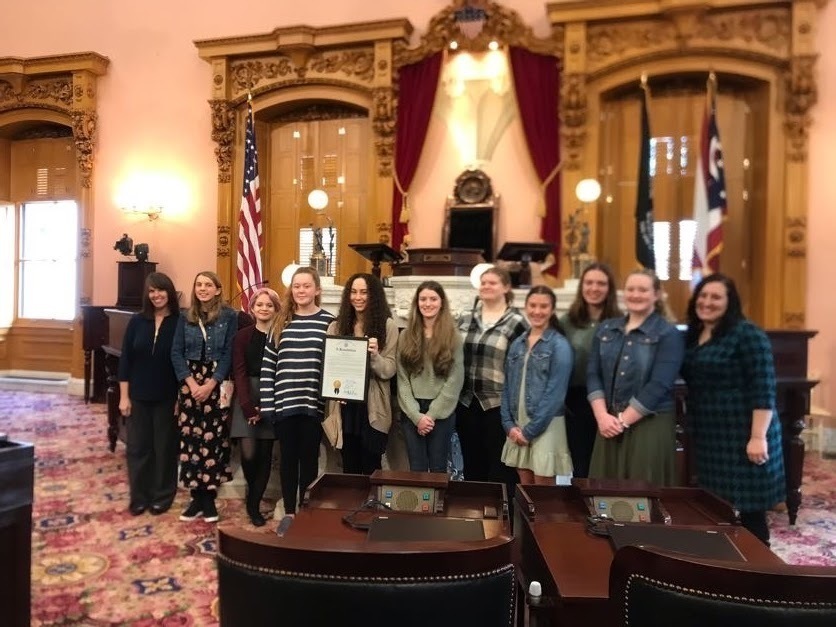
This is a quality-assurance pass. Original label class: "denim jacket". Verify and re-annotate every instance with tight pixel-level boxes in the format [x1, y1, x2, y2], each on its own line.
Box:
[171, 306, 238, 383]
[586, 312, 684, 416]
[500, 327, 573, 442]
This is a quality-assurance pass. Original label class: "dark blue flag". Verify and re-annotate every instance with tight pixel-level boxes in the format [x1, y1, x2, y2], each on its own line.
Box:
[635, 88, 655, 269]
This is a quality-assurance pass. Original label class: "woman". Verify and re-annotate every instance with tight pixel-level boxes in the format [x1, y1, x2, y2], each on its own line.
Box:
[501, 286, 573, 485]
[231, 287, 281, 526]
[397, 281, 464, 473]
[118, 272, 180, 516]
[559, 263, 621, 478]
[587, 269, 684, 486]
[682, 273, 784, 546]
[457, 266, 527, 483]
[260, 267, 334, 529]
[326, 273, 398, 474]
[171, 270, 237, 523]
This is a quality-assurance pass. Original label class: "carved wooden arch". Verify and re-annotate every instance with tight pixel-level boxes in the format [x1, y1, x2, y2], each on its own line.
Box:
[547, 0, 829, 328]
[0, 54, 108, 313]
[195, 21, 413, 286]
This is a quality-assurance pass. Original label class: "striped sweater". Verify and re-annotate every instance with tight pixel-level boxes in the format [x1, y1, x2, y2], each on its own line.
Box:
[259, 308, 335, 422]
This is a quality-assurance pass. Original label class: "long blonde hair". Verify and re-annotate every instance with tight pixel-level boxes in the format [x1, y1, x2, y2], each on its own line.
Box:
[186, 270, 224, 325]
[399, 281, 459, 377]
[269, 267, 321, 345]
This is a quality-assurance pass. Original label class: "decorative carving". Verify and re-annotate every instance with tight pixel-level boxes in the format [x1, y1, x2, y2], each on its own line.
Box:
[309, 50, 374, 82]
[209, 100, 236, 184]
[785, 217, 807, 258]
[371, 87, 395, 177]
[694, 9, 791, 55]
[274, 104, 366, 124]
[70, 109, 97, 188]
[79, 296, 92, 306]
[217, 225, 231, 257]
[396, 0, 561, 67]
[376, 222, 391, 245]
[587, 20, 677, 68]
[784, 55, 817, 162]
[783, 312, 805, 328]
[560, 73, 587, 170]
[229, 58, 296, 93]
[0, 78, 73, 109]
[80, 228, 92, 258]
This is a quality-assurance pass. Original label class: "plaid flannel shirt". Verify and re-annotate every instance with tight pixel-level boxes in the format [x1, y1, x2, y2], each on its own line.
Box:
[458, 305, 527, 411]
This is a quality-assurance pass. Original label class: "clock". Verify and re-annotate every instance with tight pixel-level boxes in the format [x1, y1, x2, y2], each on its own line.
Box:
[453, 169, 493, 205]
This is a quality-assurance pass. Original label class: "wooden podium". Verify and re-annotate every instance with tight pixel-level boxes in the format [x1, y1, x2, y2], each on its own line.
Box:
[393, 248, 484, 276]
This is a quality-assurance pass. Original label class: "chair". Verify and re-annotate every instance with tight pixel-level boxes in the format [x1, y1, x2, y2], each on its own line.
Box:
[609, 545, 836, 627]
[217, 526, 516, 627]
[442, 169, 499, 261]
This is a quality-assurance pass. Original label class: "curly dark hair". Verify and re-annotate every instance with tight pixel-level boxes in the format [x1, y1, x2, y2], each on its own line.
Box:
[685, 273, 744, 347]
[334, 273, 391, 348]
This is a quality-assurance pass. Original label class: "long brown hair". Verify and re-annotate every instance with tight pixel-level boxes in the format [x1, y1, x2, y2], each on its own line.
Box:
[269, 266, 321, 345]
[335, 273, 391, 347]
[566, 262, 620, 326]
[186, 270, 224, 324]
[399, 281, 459, 377]
[525, 285, 564, 334]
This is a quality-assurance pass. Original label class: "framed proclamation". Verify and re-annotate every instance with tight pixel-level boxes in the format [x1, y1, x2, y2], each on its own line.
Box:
[320, 336, 370, 402]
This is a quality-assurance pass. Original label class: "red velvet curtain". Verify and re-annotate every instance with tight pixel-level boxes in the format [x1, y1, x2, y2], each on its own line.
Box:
[509, 46, 562, 273]
[390, 52, 443, 252]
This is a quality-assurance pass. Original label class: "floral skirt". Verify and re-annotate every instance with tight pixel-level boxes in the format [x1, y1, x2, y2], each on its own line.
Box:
[177, 360, 233, 490]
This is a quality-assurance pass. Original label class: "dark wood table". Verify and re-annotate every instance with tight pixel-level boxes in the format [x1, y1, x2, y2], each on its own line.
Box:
[513, 481, 784, 627]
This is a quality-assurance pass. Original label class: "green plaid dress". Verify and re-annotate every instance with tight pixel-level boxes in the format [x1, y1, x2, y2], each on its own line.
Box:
[682, 320, 785, 512]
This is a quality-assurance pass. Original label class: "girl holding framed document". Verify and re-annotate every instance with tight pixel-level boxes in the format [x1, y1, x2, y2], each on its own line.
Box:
[260, 267, 334, 524]
[326, 273, 399, 475]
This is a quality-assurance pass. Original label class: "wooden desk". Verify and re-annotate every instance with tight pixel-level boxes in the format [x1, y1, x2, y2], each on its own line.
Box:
[514, 482, 783, 627]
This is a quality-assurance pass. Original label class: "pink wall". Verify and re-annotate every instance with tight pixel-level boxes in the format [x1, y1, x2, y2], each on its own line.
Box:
[3, 1, 835, 413]
[807, 2, 836, 415]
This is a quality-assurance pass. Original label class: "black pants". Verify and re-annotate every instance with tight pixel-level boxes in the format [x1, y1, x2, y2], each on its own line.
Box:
[126, 398, 178, 510]
[274, 416, 321, 514]
[341, 432, 382, 475]
[456, 403, 516, 484]
[740, 510, 770, 546]
[564, 386, 597, 479]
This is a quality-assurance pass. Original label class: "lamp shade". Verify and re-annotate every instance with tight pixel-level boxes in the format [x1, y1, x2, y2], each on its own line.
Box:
[469, 263, 495, 290]
[281, 262, 302, 288]
[575, 178, 602, 203]
[307, 189, 329, 212]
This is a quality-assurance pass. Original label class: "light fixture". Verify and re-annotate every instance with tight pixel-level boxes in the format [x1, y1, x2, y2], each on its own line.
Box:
[122, 205, 163, 220]
[281, 261, 302, 288]
[575, 178, 602, 203]
[469, 262, 495, 290]
[449, 40, 459, 50]
[307, 189, 329, 213]
[488, 40, 499, 51]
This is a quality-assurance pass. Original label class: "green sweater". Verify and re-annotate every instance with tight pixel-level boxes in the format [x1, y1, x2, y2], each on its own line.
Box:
[559, 314, 600, 388]
[397, 339, 464, 425]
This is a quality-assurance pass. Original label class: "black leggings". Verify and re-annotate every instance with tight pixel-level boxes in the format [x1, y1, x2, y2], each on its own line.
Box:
[239, 437, 274, 511]
[274, 416, 321, 514]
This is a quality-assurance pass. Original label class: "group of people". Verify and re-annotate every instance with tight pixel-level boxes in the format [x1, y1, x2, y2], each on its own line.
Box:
[118, 263, 785, 545]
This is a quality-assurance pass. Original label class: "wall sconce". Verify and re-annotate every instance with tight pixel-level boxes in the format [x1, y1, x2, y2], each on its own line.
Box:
[121, 204, 164, 221]
[308, 189, 329, 213]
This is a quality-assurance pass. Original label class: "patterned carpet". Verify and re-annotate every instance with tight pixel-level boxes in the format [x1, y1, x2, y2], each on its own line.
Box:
[0, 390, 833, 625]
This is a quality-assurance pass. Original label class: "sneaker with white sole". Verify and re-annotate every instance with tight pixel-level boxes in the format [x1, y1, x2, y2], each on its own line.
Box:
[203, 498, 219, 523]
[179, 499, 203, 521]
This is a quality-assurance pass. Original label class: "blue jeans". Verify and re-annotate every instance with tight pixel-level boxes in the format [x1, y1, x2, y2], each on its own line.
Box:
[401, 399, 456, 473]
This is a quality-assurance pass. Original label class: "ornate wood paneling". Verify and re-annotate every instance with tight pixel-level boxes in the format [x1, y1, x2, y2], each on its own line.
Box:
[547, 0, 829, 328]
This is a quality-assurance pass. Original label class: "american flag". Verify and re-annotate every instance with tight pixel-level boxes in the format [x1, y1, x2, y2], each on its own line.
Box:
[236, 99, 264, 311]
[691, 81, 726, 282]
